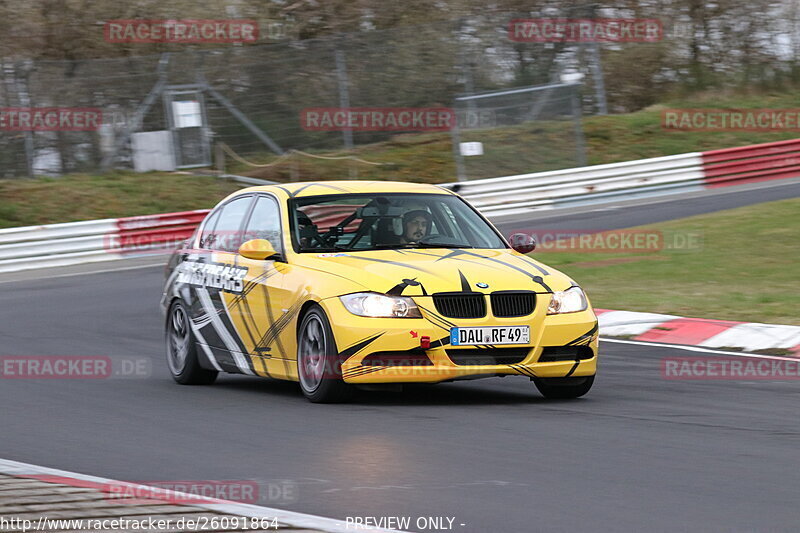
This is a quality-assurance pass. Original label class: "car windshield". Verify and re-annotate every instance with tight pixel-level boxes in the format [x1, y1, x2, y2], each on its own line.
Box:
[290, 193, 507, 252]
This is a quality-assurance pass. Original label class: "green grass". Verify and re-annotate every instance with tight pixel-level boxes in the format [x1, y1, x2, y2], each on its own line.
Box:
[3, 89, 800, 228]
[232, 89, 800, 183]
[535, 197, 800, 325]
[0, 172, 241, 229]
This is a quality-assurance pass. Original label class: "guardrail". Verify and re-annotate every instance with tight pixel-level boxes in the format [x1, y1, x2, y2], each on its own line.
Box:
[1, 138, 798, 274]
[702, 138, 800, 188]
[449, 138, 800, 217]
[0, 210, 209, 274]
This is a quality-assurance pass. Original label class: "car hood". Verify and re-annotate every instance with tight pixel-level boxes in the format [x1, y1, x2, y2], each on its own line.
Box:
[293, 248, 575, 296]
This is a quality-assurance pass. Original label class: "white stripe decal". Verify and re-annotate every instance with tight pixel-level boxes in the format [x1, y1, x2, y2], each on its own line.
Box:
[197, 288, 255, 375]
[190, 324, 224, 372]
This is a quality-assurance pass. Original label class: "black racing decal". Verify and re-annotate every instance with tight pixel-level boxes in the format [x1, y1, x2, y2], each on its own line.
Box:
[338, 332, 386, 361]
[432, 249, 552, 292]
[566, 323, 599, 347]
[208, 344, 239, 372]
[343, 365, 388, 379]
[417, 304, 494, 349]
[345, 254, 439, 276]
[228, 267, 280, 308]
[209, 288, 258, 374]
[416, 304, 456, 332]
[227, 268, 280, 341]
[284, 182, 350, 198]
[177, 260, 248, 293]
[531, 276, 552, 293]
[563, 323, 598, 377]
[289, 183, 316, 197]
[404, 250, 448, 259]
[429, 334, 452, 348]
[254, 298, 305, 354]
[458, 270, 474, 292]
[564, 360, 581, 377]
[509, 364, 537, 378]
[512, 254, 550, 276]
[309, 182, 349, 194]
[387, 278, 428, 296]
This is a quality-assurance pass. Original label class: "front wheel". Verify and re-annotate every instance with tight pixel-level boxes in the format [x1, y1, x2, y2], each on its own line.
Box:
[297, 305, 353, 403]
[533, 375, 594, 399]
[166, 300, 218, 385]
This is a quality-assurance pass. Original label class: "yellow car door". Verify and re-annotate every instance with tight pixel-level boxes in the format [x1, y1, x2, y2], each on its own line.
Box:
[222, 194, 296, 380]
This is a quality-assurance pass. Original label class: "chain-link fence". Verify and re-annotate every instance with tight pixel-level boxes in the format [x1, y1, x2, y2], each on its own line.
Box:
[0, 16, 612, 180]
[452, 83, 587, 180]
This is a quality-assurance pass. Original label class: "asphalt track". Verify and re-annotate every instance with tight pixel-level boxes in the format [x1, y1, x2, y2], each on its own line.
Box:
[2, 182, 800, 533]
[492, 178, 800, 234]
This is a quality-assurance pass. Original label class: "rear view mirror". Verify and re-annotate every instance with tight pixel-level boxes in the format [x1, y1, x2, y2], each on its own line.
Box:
[509, 233, 536, 254]
[239, 239, 281, 261]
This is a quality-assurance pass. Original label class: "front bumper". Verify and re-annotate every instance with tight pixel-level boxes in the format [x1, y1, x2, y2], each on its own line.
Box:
[320, 296, 599, 384]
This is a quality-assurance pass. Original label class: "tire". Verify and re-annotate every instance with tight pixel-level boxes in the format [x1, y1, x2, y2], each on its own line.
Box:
[533, 375, 594, 399]
[297, 305, 353, 403]
[166, 300, 218, 385]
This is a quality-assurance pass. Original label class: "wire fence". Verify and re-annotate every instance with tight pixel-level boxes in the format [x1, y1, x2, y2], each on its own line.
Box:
[0, 16, 612, 181]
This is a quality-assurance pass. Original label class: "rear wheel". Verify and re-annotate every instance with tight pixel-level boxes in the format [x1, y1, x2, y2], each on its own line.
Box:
[166, 300, 218, 385]
[533, 375, 594, 399]
[297, 305, 353, 403]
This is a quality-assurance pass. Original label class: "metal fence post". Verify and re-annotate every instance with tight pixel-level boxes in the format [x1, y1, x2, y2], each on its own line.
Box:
[4, 61, 35, 177]
[334, 47, 356, 178]
[571, 85, 588, 167]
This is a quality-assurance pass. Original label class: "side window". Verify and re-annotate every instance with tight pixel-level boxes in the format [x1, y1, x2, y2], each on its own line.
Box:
[198, 210, 221, 250]
[207, 196, 253, 252]
[242, 196, 283, 254]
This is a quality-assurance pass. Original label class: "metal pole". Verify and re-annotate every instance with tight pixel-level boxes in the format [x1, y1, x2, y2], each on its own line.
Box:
[571, 85, 588, 167]
[334, 47, 355, 179]
[204, 84, 284, 155]
[588, 43, 608, 115]
[5, 61, 35, 177]
[101, 53, 171, 170]
[451, 122, 467, 182]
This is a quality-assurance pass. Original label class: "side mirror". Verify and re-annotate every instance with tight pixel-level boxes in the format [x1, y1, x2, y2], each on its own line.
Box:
[509, 233, 536, 254]
[239, 239, 281, 261]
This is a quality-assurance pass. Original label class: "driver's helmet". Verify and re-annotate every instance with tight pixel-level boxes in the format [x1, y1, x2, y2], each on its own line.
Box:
[401, 209, 433, 241]
[392, 200, 431, 237]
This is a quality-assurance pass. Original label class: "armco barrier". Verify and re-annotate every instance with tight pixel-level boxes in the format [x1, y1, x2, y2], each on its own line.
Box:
[702, 138, 800, 188]
[1, 138, 798, 274]
[0, 210, 209, 274]
[450, 138, 800, 217]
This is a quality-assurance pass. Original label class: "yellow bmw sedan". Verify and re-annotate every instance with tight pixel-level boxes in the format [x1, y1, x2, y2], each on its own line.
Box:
[161, 181, 598, 402]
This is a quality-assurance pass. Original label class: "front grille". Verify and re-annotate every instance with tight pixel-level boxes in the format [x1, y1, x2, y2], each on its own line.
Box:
[490, 291, 536, 317]
[432, 292, 486, 319]
[446, 348, 530, 365]
[538, 346, 594, 362]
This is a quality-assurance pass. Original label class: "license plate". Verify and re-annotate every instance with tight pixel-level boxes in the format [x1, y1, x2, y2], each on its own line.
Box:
[450, 326, 530, 346]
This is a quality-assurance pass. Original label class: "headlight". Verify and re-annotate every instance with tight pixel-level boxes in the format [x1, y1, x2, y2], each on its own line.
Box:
[547, 286, 588, 315]
[340, 292, 422, 318]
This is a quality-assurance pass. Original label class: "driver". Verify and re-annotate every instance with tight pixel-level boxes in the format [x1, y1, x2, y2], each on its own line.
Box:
[400, 209, 432, 244]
